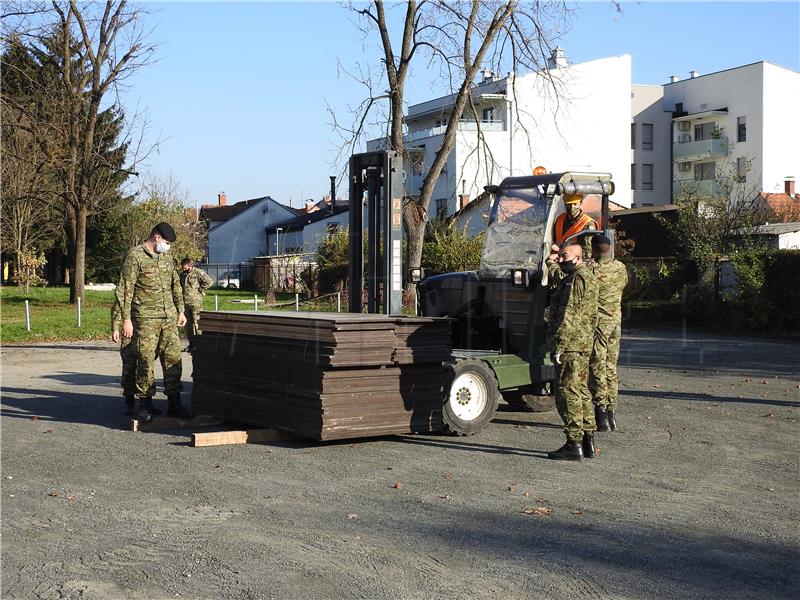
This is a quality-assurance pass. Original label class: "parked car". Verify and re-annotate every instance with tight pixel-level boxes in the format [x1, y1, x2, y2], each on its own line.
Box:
[219, 271, 240, 289]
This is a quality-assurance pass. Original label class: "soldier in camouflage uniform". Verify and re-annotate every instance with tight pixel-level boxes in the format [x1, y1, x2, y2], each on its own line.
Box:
[119, 222, 191, 418]
[179, 258, 214, 352]
[589, 234, 628, 432]
[547, 242, 599, 461]
[111, 287, 140, 416]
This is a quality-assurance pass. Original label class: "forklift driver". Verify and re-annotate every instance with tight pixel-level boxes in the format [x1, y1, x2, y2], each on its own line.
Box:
[553, 194, 597, 255]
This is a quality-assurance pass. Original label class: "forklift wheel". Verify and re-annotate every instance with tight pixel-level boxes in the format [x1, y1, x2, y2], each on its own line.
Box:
[442, 359, 500, 436]
[504, 391, 556, 413]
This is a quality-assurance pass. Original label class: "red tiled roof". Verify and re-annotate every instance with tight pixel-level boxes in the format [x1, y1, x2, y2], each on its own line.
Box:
[199, 197, 267, 222]
[758, 192, 800, 219]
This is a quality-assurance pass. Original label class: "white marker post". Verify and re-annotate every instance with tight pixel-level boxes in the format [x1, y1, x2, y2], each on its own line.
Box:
[254, 294, 258, 311]
[337, 292, 341, 313]
[25, 300, 31, 332]
[295, 293, 299, 311]
[77, 297, 82, 328]
[214, 295, 219, 311]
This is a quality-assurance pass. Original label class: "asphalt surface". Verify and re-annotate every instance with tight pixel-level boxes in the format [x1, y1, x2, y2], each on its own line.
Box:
[1, 329, 798, 599]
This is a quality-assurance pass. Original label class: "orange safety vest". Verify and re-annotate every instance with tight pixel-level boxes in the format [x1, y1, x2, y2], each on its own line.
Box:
[554, 212, 597, 245]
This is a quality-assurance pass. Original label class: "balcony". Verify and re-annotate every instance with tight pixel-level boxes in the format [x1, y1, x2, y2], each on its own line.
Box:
[405, 119, 505, 142]
[673, 179, 719, 198]
[673, 136, 729, 162]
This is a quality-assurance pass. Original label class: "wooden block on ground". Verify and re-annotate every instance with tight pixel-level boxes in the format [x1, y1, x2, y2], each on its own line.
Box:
[130, 414, 222, 432]
[191, 428, 292, 447]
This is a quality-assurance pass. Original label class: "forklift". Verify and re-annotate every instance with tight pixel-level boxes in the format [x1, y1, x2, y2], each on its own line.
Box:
[416, 171, 615, 435]
[348, 151, 614, 436]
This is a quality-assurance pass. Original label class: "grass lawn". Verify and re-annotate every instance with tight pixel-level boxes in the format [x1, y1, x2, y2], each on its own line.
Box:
[0, 286, 341, 344]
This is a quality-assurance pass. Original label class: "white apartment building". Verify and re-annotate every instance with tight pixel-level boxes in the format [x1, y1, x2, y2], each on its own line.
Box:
[368, 51, 633, 216]
[633, 61, 800, 206]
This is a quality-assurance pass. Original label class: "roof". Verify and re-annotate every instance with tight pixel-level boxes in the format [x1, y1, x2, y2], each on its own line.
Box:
[734, 222, 800, 236]
[758, 192, 800, 216]
[612, 204, 678, 217]
[200, 197, 275, 222]
[267, 204, 349, 233]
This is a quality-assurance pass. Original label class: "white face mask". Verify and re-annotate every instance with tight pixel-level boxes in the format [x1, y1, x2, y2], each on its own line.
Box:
[155, 241, 171, 254]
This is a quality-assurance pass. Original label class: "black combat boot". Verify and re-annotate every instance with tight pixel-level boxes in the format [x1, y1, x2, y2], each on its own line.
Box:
[607, 410, 617, 431]
[547, 439, 583, 461]
[124, 395, 136, 417]
[139, 396, 161, 417]
[582, 432, 596, 458]
[167, 393, 192, 419]
[595, 405, 611, 432]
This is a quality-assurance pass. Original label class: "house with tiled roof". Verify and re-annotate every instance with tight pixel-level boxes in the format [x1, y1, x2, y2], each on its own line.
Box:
[266, 197, 349, 257]
[203, 193, 300, 264]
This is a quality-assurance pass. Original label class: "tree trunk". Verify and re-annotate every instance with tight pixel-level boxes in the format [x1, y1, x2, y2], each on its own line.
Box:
[403, 200, 427, 308]
[72, 205, 87, 303]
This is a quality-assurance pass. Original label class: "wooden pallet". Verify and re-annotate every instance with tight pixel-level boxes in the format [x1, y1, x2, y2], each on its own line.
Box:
[129, 414, 296, 447]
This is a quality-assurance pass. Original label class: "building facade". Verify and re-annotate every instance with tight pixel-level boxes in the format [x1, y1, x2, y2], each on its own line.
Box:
[632, 61, 800, 207]
[368, 51, 633, 216]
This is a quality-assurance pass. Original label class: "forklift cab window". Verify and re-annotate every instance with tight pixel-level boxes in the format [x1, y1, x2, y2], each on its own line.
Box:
[479, 186, 549, 279]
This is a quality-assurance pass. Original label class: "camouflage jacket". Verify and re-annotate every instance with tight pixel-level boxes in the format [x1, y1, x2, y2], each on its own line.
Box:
[591, 256, 628, 324]
[118, 244, 184, 320]
[180, 267, 214, 307]
[552, 262, 598, 354]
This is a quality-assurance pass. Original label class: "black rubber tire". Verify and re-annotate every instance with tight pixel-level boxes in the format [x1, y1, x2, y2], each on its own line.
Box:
[442, 359, 500, 436]
[504, 391, 556, 413]
[226, 283, 237, 289]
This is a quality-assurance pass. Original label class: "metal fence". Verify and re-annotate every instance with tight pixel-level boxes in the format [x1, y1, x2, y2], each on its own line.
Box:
[199, 254, 318, 294]
[198, 262, 255, 290]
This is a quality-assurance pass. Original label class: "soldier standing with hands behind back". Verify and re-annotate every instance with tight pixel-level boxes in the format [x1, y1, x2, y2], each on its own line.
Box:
[179, 258, 214, 353]
[547, 242, 599, 461]
[118, 222, 191, 418]
[589, 234, 628, 432]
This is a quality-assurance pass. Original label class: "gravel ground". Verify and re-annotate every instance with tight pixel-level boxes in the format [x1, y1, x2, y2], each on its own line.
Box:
[1, 329, 798, 599]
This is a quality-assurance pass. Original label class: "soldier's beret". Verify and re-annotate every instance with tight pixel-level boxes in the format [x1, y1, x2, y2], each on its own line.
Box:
[155, 221, 177, 242]
[592, 234, 612, 247]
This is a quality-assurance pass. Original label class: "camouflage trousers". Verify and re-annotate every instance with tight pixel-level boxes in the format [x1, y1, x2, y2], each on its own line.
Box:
[555, 351, 595, 442]
[134, 318, 183, 398]
[590, 320, 622, 410]
[119, 336, 140, 397]
[184, 304, 202, 345]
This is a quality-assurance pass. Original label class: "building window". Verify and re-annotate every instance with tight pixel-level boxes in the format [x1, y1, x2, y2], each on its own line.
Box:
[631, 164, 636, 190]
[435, 198, 448, 218]
[694, 122, 715, 141]
[694, 162, 715, 181]
[642, 164, 653, 191]
[737, 116, 747, 142]
[482, 107, 495, 122]
[642, 124, 653, 150]
[630, 123, 636, 149]
[736, 157, 748, 182]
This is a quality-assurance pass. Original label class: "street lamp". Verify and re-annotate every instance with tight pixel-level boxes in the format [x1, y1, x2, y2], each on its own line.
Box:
[276, 227, 283, 255]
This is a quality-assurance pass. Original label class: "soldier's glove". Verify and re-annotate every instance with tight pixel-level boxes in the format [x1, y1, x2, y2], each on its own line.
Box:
[551, 353, 562, 365]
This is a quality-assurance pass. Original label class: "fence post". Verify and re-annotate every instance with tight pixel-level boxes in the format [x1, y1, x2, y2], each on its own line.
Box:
[25, 300, 31, 331]
[77, 297, 82, 328]
[214, 295, 219, 311]
[254, 294, 258, 311]
[337, 292, 341, 313]
[295, 293, 299, 311]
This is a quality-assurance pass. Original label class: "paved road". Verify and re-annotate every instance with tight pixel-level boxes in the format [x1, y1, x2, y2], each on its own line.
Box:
[1, 329, 798, 599]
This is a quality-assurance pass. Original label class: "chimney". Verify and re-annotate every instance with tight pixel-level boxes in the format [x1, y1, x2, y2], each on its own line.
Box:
[785, 177, 796, 197]
[481, 69, 494, 83]
[669, 75, 680, 83]
[690, 70, 700, 79]
[330, 175, 336, 211]
[459, 194, 471, 210]
[218, 192, 226, 206]
[547, 47, 568, 70]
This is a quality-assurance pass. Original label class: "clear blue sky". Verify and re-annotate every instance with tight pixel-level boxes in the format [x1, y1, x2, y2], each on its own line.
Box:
[129, 1, 800, 208]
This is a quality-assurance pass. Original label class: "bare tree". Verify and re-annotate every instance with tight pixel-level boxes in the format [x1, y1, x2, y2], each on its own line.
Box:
[335, 0, 575, 304]
[2, 1, 156, 301]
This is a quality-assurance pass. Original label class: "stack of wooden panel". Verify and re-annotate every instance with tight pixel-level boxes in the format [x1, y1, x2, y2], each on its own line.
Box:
[191, 311, 451, 441]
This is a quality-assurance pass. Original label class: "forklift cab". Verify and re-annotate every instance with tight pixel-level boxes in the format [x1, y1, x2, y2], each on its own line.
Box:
[418, 171, 614, 434]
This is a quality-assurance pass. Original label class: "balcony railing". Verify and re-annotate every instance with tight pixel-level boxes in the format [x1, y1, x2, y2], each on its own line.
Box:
[673, 179, 719, 198]
[405, 119, 505, 142]
[673, 136, 729, 161]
